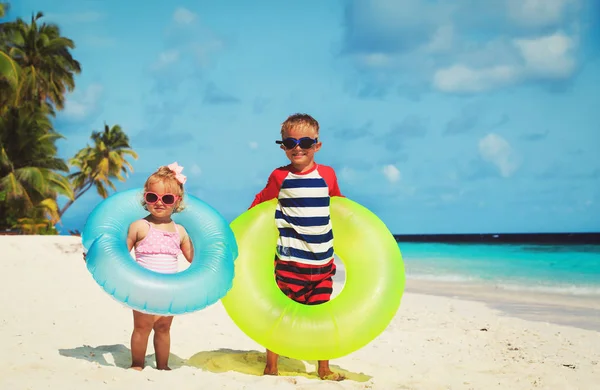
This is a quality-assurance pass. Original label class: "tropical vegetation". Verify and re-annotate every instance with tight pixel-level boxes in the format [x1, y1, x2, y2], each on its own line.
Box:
[0, 6, 137, 234]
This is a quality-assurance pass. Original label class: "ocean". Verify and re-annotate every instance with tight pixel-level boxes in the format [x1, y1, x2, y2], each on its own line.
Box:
[399, 242, 600, 296]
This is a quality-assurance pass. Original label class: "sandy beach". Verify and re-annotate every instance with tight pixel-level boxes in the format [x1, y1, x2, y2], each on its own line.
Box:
[1, 235, 598, 390]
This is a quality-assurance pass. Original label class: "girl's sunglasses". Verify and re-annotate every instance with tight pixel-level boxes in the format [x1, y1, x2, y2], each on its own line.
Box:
[275, 137, 318, 150]
[144, 192, 180, 205]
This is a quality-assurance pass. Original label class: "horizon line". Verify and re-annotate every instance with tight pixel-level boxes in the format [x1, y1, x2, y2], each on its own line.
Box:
[394, 232, 600, 244]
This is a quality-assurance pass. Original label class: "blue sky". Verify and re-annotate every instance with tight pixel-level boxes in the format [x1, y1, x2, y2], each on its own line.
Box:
[7, 0, 600, 234]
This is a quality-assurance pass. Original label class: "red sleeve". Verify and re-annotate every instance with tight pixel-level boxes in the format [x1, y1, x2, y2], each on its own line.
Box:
[318, 165, 343, 197]
[249, 168, 286, 209]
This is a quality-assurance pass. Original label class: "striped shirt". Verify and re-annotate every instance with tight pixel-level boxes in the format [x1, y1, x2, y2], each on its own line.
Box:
[250, 164, 342, 265]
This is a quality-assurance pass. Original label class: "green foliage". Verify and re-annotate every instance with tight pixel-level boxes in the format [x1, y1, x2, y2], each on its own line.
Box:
[0, 50, 18, 89]
[0, 3, 8, 19]
[3, 11, 81, 110]
[0, 8, 137, 235]
[61, 123, 138, 217]
[0, 103, 69, 230]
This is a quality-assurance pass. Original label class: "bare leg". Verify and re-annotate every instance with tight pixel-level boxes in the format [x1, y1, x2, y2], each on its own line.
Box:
[153, 315, 174, 370]
[318, 360, 345, 381]
[130, 310, 154, 370]
[263, 349, 279, 375]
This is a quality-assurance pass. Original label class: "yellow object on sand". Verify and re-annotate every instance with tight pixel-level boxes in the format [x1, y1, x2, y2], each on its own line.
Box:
[221, 197, 405, 361]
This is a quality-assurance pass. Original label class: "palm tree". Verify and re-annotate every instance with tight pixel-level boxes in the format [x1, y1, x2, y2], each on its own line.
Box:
[60, 123, 138, 217]
[0, 102, 73, 229]
[0, 3, 8, 18]
[0, 50, 20, 109]
[16, 199, 57, 234]
[0, 49, 17, 86]
[2, 11, 81, 111]
[16, 217, 52, 234]
[0, 3, 20, 110]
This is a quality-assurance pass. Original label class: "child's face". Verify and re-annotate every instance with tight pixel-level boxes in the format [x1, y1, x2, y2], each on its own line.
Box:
[144, 180, 181, 219]
[280, 126, 321, 169]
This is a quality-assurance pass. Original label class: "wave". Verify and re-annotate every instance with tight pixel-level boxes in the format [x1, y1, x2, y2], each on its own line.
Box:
[408, 272, 475, 283]
[406, 271, 600, 296]
[495, 283, 600, 296]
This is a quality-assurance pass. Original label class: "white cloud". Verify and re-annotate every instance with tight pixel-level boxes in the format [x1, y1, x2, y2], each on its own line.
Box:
[339, 167, 356, 182]
[173, 7, 197, 24]
[478, 133, 520, 177]
[433, 64, 520, 93]
[507, 0, 577, 27]
[514, 32, 576, 79]
[433, 31, 577, 93]
[155, 10, 224, 69]
[189, 164, 202, 176]
[63, 84, 103, 120]
[382, 164, 401, 183]
[359, 53, 394, 68]
[152, 50, 180, 70]
[342, 0, 583, 94]
[249, 141, 258, 149]
[423, 24, 455, 53]
[192, 39, 225, 66]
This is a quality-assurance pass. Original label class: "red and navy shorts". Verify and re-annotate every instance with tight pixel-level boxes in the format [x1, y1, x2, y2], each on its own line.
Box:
[274, 257, 336, 305]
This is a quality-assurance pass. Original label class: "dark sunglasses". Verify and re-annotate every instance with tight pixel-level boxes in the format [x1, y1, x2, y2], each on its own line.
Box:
[275, 137, 318, 150]
[144, 192, 180, 205]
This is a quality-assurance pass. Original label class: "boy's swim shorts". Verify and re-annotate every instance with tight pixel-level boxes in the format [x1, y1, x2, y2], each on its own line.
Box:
[274, 257, 336, 305]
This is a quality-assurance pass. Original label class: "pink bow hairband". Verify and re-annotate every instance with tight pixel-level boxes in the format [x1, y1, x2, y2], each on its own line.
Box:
[167, 162, 187, 184]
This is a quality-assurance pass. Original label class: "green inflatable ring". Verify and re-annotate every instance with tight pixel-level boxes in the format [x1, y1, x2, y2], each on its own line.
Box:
[221, 197, 405, 360]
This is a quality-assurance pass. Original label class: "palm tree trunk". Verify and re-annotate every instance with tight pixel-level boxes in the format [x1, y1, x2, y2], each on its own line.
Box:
[58, 179, 94, 217]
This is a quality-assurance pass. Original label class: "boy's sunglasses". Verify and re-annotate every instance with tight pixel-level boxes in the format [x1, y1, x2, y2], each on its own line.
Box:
[275, 137, 318, 150]
[144, 192, 180, 205]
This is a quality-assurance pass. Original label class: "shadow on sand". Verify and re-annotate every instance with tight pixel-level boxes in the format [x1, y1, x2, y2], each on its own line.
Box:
[184, 348, 371, 382]
[59, 345, 371, 382]
[58, 344, 187, 370]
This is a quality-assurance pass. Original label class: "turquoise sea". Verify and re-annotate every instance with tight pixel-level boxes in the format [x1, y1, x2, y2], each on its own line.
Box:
[398, 242, 600, 296]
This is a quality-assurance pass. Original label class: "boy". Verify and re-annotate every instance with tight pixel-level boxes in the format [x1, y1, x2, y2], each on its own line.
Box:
[249, 113, 345, 381]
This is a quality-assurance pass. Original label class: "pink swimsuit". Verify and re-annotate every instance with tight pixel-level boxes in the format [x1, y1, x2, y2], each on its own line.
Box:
[134, 220, 181, 274]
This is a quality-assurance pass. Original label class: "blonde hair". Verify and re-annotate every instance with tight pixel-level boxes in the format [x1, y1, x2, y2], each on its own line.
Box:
[142, 166, 185, 213]
[281, 113, 319, 136]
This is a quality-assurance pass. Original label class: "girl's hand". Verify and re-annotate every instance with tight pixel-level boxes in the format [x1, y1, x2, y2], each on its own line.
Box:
[177, 225, 194, 263]
[181, 235, 194, 263]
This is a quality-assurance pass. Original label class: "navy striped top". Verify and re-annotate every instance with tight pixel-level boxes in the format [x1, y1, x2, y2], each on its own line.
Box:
[250, 164, 342, 265]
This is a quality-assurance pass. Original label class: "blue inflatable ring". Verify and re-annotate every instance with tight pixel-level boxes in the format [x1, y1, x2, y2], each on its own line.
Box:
[81, 188, 238, 315]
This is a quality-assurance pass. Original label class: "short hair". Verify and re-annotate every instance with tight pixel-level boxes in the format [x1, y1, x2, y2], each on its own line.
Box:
[281, 113, 319, 136]
[141, 166, 185, 213]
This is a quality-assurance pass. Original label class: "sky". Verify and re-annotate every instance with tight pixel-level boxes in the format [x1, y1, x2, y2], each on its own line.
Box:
[6, 0, 600, 234]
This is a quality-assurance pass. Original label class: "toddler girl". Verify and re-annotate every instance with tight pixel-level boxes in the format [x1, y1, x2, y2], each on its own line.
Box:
[125, 162, 194, 370]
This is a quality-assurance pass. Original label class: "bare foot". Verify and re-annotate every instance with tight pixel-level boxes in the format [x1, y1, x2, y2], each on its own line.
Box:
[129, 366, 143, 371]
[263, 365, 279, 376]
[319, 370, 345, 381]
[157, 366, 171, 371]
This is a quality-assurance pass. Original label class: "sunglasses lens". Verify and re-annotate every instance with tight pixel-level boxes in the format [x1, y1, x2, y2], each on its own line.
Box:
[145, 193, 158, 203]
[282, 139, 297, 149]
[299, 138, 315, 149]
[162, 195, 176, 205]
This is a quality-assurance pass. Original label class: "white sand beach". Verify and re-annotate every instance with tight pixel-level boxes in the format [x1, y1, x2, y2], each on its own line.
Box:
[1, 235, 598, 390]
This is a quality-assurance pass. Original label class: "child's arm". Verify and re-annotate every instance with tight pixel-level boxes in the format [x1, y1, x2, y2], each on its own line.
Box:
[83, 222, 139, 262]
[126, 220, 144, 252]
[178, 225, 194, 263]
[249, 169, 283, 209]
[320, 166, 344, 197]
[329, 171, 343, 197]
